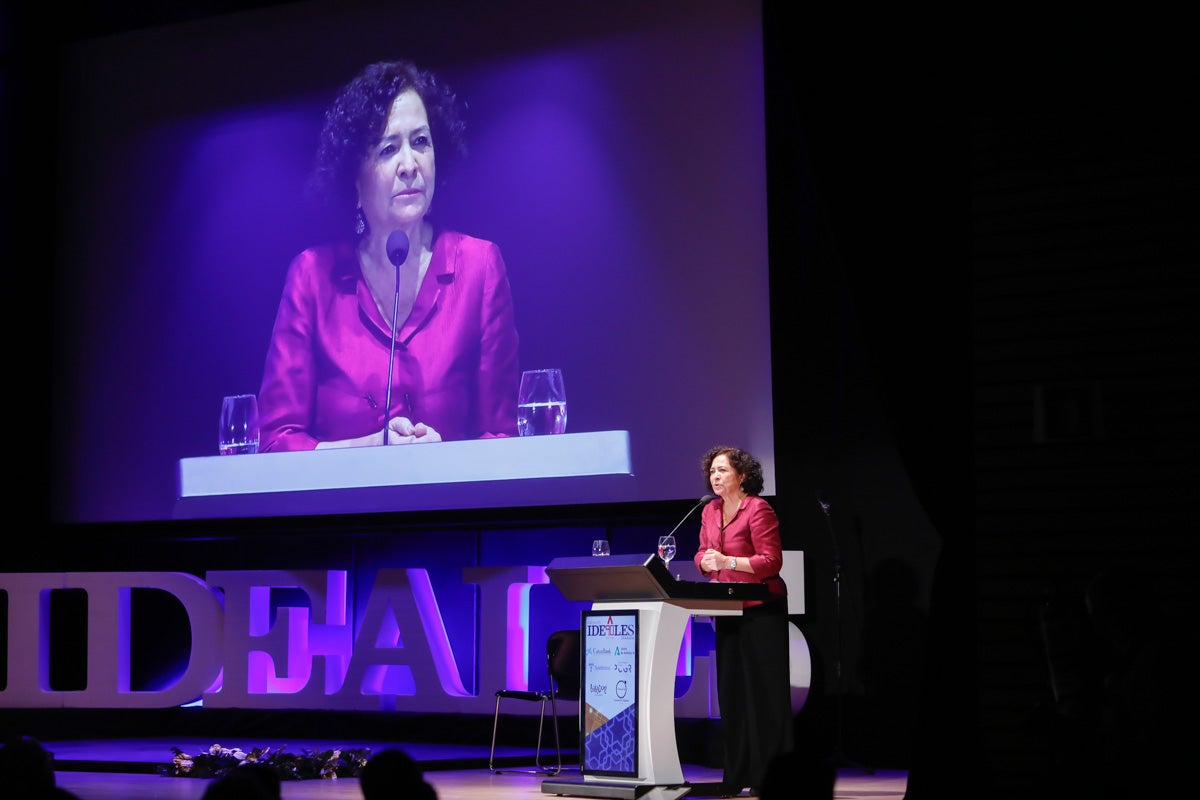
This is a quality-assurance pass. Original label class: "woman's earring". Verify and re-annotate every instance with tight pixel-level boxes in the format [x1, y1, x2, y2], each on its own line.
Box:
[354, 206, 367, 236]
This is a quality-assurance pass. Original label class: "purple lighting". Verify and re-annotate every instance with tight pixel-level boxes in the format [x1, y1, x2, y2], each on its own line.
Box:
[505, 567, 551, 691]
[52, 0, 773, 524]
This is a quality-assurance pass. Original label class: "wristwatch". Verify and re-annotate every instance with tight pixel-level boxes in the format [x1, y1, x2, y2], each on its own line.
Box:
[729, 557, 737, 570]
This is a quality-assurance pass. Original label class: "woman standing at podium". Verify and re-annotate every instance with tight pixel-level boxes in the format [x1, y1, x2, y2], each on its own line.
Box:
[694, 445, 792, 795]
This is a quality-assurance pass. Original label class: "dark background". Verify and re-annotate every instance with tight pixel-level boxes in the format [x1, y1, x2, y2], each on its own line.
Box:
[7, 3, 1197, 798]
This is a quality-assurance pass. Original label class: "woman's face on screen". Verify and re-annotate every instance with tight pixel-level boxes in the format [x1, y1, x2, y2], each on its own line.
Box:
[356, 89, 437, 234]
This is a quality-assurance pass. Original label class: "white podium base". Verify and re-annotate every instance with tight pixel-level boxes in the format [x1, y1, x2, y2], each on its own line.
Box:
[541, 779, 691, 799]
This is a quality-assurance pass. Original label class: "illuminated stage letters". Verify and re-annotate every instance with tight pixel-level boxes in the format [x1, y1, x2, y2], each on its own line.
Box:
[0, 569, 809, 715]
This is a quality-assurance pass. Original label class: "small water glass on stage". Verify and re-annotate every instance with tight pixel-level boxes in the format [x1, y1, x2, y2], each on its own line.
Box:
[592, 539, 611, 557]
[219, 394, 260, 455]
[657, 535, 676, 572]
[517, 368, 567, 436]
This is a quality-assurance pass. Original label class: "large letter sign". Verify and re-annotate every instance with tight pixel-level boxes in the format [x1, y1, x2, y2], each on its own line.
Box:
[1, 569, 809, 715]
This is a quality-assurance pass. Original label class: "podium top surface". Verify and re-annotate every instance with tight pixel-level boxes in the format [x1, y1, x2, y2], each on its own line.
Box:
[545, 553, 768, 604]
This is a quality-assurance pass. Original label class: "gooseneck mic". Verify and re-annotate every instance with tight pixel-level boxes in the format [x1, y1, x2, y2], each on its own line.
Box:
[386, 230, 410, 268]
[666, 493, 717, 539]
[381, 230, 410, 444]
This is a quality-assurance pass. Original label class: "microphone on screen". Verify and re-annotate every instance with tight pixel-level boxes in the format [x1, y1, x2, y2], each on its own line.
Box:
[386, 229, 411, 267]
[381, 230, 410, 444]
[665, 493, 718, 539]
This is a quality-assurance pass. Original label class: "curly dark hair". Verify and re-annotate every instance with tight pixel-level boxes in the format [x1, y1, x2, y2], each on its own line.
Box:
[306, 60, 467, 226]
[700, 446, 764, 496]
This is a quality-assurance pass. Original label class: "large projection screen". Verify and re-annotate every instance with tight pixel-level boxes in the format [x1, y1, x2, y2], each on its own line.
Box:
[50, 0, 775, 523]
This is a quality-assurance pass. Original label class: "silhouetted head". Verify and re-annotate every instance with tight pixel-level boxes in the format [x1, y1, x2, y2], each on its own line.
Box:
[0, 736, 59, 797]
[360, 748, 437, 800]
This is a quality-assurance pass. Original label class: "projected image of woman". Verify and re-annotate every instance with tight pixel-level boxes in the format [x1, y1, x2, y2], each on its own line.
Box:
[258, 60, 519, 450]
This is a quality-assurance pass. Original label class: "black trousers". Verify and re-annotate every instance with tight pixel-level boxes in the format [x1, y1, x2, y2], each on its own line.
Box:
[715, 601, 794, 790]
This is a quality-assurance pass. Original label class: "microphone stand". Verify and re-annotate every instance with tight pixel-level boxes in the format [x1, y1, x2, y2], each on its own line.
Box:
[381, 278, 400, 445]
[658, 495, 714, 581]
[818, 492, 871, 773]
[666, 494, 716, 539]
[381, 230, 409, 445]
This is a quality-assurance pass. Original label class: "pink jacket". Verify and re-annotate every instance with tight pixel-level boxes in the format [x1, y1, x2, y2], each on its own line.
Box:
[258, 230, 519, 451]
[694, 494, 787, 608]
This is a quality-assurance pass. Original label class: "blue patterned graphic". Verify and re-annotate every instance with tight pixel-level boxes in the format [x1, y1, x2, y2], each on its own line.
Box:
[584, 703, 637, 774]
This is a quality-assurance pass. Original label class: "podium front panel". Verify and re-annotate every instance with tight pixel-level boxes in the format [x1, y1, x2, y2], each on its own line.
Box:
[580, 609, 640, 778]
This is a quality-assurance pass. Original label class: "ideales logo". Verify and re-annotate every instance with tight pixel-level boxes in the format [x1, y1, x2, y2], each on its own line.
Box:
[585, 615, 636, 638]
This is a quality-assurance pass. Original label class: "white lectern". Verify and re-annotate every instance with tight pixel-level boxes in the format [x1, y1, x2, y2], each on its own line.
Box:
[542, 554, 768, 799]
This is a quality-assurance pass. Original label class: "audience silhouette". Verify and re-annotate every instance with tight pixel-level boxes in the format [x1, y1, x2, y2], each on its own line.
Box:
[200, 763, 281, 800]
[0, 735, 82, 799]
[220, 762, 283, 799]
[359, 747, 437, 800]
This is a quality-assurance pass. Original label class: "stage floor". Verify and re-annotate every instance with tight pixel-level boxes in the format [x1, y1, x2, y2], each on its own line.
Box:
[38, 738, 907, 800]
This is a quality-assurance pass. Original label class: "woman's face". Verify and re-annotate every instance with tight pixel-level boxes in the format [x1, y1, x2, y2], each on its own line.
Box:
[709, 453, 743, 498]
[356, 88, 436, 236]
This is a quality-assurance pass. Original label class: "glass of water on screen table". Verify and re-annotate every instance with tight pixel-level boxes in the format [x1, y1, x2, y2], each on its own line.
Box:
[517, 368, 567, 436]
[218, 393, 260, 455]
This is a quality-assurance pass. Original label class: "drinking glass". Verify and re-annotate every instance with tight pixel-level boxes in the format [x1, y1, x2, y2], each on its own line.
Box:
[219, 394, 260, 455]
[517, 368, 567, 436]
[657, 535, 676, 570]
[591, 539, 611, 557]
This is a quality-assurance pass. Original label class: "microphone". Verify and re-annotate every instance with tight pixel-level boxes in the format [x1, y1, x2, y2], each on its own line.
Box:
[381, 230, 410, 444]
[386, 229, 410, 267]
[816, 489, 832, 516]
[665, 493, 717, 539]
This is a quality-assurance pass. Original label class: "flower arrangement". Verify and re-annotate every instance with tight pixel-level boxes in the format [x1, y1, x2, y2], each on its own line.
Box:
[162, 743, 371, 780]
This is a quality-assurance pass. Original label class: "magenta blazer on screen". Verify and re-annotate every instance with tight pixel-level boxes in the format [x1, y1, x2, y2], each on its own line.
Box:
[257, 229, 520, 451]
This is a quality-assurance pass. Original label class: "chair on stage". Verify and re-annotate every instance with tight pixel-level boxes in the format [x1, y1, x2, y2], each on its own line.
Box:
[489, 627, 581, 776]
